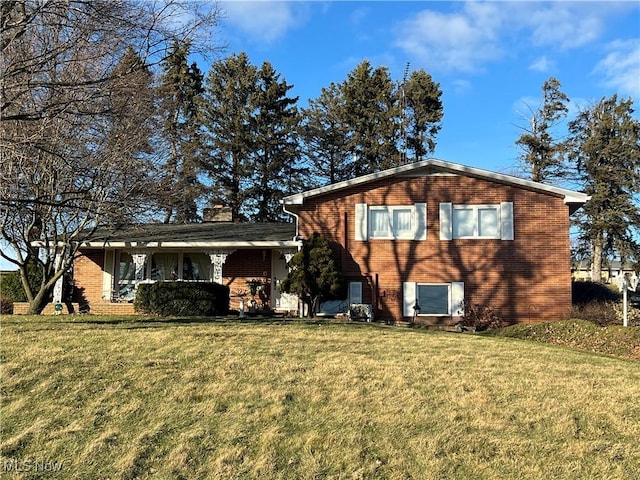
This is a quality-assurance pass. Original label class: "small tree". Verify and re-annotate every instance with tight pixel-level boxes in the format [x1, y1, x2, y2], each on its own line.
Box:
[280, 233, 346, 317]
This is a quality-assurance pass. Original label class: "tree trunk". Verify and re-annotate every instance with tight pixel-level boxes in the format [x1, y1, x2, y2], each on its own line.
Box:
[27, 289, 51, 315]
[591, 237, 603, 282]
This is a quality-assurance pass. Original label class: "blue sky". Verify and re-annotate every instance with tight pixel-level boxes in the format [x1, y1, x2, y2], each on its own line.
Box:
[217, 0, 639, 174]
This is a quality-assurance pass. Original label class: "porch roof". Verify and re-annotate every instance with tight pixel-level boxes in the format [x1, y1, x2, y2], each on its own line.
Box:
[80, 222, 299, 249]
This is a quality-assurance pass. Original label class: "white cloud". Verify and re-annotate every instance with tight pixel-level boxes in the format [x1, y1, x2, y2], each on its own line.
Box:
[394, 3, 504, 73]
[529, 55, 554, 73]
[222, 1, 307, 44]
[593, 39, 640, 99]
[451, 79, 472, 95]
[393, 1, 635, 74]
[522, 3, 604, 49]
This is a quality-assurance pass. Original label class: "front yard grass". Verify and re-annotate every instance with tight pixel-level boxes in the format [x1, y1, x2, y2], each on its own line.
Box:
[1, 315, 639, 479]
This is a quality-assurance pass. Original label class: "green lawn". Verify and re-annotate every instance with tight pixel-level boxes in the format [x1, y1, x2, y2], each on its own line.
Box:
[1, 315, 639, 479]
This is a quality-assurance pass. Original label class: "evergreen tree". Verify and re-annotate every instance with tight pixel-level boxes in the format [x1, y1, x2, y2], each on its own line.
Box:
[247, 61, 302, 222]
[403, 69, 443, 162]
[280, 233, 346, 317]
[107, 46, 156, 167]
[516, 77, 570, 183]
[300, 83, 353, 185]
[341, 60, 399, 175]
[567, 95, 640, 281]
[157, 41, 205, 223]
[201, 52, 258, 220]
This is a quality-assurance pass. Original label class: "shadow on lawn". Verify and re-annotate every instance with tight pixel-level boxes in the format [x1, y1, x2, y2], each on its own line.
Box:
[0, 314, 354, 330]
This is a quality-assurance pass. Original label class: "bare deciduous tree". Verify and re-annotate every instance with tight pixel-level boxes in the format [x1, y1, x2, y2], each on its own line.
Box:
[0, 0, 222, 313]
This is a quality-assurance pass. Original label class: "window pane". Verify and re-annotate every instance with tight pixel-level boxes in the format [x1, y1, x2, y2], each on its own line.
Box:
[478, 207, 499, 237]
[370, 209, 390, 237]
[417, 285, 449, 315]
[183, 253, 211, 281]
[453, 208, 474, 238]
[151, 253, 178, 281]
[118, 252, 135, 282]
[393, 209, 413, 233]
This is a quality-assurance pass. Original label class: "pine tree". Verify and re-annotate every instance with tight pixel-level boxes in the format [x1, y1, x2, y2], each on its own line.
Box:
[157, 41, 205, 223]
[568, 95, 640, 281]
[201, 52, 258, 220]
[247, 61, 301, 222]
[516, 77, 570, 183]
[300, 83, 353, 185]
[403, 69, 443, 162]
[280, 233, 346, 317]
[341, 60, 399, 176]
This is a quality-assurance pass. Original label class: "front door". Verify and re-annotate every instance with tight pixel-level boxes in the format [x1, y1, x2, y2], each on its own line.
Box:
[271, 250, 298, 311]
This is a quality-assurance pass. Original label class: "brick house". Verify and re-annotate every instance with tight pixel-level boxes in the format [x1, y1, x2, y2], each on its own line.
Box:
[22, 159, 588, 323]
[282, 158, 588, 325]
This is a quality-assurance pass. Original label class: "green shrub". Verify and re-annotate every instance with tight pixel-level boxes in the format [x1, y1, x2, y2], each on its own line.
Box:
[134, 282, 230, 316]
[0, 265, 43, 302]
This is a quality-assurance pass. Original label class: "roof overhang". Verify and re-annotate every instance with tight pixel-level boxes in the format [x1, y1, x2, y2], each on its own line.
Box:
[282, 158, 590, 214]
[74, 222, 299, 250]
[79, 240, 301, 249]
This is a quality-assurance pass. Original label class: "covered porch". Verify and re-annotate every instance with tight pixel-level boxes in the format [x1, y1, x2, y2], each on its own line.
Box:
[18, 222, 301, 316]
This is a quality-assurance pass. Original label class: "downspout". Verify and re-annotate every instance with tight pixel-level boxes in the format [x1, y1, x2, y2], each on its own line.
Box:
[281, 203, 303, 317]
[282, 204, 300, 241]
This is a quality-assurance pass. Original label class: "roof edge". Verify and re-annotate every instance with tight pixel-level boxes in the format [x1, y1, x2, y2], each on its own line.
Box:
[281, 158, 590, 206]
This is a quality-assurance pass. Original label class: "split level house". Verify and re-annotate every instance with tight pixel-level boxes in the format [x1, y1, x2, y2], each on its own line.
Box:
[19, 159, 589, 325]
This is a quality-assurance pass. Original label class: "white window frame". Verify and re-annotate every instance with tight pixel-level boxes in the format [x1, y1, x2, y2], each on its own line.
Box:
[416, 283, 451, 316]
[368, 205, 416, 240]
[452, 204, 500, 239]
[440, 202, 513, 241]
[403, 281, 464, 317]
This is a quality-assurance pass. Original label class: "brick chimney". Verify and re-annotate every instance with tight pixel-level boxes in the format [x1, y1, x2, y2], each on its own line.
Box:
[203, 205, 233, 222]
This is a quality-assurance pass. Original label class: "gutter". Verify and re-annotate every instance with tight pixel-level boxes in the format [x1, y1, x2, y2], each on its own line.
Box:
[281, 203, 301, 241]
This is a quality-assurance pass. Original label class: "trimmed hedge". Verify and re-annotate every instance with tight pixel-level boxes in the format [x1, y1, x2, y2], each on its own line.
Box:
[134, 282, 230, 317]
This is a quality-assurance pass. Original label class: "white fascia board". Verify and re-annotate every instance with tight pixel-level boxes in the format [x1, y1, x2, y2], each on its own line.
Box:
[79, 240, 301, 249]
[281, 157, 590, 207]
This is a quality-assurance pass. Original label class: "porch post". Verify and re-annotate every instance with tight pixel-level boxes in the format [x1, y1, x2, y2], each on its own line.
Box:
[132, 253, 147, 282]
[209, 250, 235, 284]
[52, 249, 65, 304]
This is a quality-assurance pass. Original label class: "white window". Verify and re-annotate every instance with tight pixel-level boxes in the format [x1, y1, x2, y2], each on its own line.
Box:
[453, 205, 499, 239]
[440, 202, 514, 240]
[403, 281, 464, 317]
[369, 206, 415, 239]
[355, 203, 427, 241]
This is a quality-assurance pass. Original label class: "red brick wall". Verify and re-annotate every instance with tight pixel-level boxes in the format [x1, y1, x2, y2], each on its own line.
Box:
[296, 174, 572, 324]
[73, 251, 106, 305]
[223, 249, 273, 311]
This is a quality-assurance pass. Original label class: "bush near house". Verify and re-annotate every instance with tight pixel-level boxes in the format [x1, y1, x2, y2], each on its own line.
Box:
[134, 282, 230, 316]
[572, 280, 621, 304]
